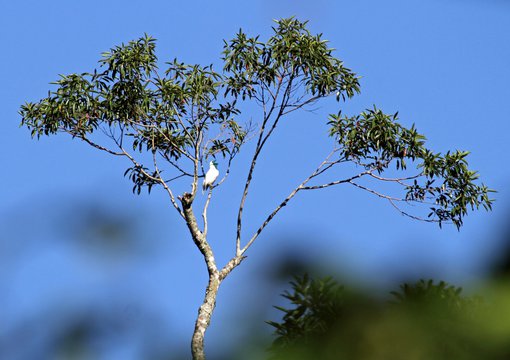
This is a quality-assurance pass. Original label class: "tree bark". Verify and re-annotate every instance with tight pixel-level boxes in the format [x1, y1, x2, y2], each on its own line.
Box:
[179, 192, 245, 359]
[191, 274, 221, 360]
[179, 192, 222, 359]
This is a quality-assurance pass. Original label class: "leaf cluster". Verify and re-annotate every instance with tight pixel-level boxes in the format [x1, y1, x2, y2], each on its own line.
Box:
[328, 107, 494, 229]
[20, 35, 247, 194]
[222, 18, 360, 101]
[123, 165, 159, 195]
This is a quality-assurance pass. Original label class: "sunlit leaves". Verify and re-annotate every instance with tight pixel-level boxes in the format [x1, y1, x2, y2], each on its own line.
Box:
[222, 17, 361, 102]
[164, 60, 222, 106]
[19, 18, 493, 223]
[328, 107, 425, 169]
[99, 34, 157, 80]
[328, 107, 494, 229]
[410, 150, 494, 229]
[20, 74, 100, 138]
[19, 34, 246, 195]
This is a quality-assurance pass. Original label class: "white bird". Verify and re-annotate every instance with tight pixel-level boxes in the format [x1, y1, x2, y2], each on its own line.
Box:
[202, 160, 219, 193]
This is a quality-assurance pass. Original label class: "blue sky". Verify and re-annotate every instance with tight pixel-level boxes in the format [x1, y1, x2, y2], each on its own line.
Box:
[1, 0, 510, 358]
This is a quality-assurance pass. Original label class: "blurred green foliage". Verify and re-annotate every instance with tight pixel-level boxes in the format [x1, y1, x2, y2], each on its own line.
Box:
[268, 275, 510, 360]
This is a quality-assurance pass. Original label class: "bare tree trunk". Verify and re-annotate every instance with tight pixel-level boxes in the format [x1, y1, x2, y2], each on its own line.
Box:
[179, 192, 223, 360]
[191, 274, 221, 360]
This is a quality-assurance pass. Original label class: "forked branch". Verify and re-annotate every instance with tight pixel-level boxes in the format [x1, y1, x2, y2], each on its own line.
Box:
[239, 151, 369, 254]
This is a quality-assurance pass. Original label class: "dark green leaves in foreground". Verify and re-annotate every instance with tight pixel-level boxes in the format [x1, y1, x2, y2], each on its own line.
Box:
[267, 274, 345, 347]
[269, 275, 507, 360]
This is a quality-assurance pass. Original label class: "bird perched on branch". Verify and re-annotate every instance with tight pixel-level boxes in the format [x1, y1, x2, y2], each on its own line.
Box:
[203, 160, 219, 193]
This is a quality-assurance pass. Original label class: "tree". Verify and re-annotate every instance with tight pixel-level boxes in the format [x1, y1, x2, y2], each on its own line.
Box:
[20, 18, 493, 359]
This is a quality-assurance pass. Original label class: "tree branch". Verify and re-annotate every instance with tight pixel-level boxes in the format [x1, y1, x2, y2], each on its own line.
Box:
[180, 193, 218, 275]
[240, 152, 369, 255]
[66, 131, 124, 156]
[161, 151, 195, 178]
[235, 72, 294, 255]
[388, 199, 438, 223]
[281, 95, 321, 116]
[347, 181, 405, 202]
[215, 153, 234, 187]
[368, 172, 422, 186]
[152, 150, 186, 219]
[202, 190, 213, 237]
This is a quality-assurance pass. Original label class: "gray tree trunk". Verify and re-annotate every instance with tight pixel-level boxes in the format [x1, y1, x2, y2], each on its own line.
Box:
[191, 274, 221, 360]
[180, 192, 223, 360]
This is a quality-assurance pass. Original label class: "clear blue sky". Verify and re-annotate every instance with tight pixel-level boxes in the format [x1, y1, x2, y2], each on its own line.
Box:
[1, 0, 509, 358]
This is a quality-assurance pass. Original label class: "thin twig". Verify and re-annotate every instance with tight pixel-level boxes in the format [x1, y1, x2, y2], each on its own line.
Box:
[202, 190, 213, 237]
[368, 172, 422, 186]
[72, 133, 124, 156]
[347, 181, 405, 202]
[215, 153, 235, 187]
[388, 199, 436, 223]
[152, 149, 185, 219]
[281, 95, 321, 116]
[161, 152, 194, 177]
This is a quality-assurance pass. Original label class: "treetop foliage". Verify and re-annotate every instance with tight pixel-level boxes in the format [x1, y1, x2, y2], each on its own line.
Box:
[20, 17, 493, 231]
[222, 18, 360, 101]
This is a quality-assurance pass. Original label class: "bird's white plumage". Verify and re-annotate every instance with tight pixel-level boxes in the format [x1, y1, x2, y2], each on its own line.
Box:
[203, 161, 219, 193]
